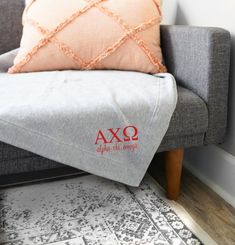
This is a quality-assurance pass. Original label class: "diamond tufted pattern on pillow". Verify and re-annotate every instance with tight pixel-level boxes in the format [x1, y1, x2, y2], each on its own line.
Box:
[9, 0, 166, 74]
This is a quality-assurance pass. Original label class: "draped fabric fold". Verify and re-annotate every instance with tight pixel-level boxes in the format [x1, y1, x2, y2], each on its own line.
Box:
[0, 50, 177, 186]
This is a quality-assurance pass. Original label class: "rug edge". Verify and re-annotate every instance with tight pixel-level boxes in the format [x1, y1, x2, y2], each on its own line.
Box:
[146, 173, 218, 245]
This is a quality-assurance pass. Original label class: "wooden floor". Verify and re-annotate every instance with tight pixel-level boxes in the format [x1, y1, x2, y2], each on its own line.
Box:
[148, 153, 235, 245]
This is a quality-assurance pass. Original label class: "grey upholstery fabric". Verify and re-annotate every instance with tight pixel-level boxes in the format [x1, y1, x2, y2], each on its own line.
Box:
[0, 0, 25, 54]
[0, 141, 35, 161]
[158, 134, 205, 152]
[0, 156, 65, 176]
[161, 25, 231, 144]
[166, 86, 208, 137]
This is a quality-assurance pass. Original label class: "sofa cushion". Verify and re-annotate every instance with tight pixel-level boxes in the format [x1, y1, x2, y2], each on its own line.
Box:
[165, 85, 208, 137]
[9, 0, 166, 74]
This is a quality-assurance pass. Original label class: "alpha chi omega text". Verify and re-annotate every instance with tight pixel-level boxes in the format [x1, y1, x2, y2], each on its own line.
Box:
[95, 126, 139, 155]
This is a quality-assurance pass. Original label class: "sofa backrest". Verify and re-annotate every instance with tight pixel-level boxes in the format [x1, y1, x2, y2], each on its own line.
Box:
[0, 0, 25, 55]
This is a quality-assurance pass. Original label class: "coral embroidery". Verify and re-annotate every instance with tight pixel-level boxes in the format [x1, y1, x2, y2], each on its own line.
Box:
[90, 3, 165, 72]
[152, 0, 162, 17]
[24, 19, 87, 68]
[84, 17, 164, 71]
[22, 0, 37, 22]
[9, 0, 166, 73]
[9, 0, 106, 73]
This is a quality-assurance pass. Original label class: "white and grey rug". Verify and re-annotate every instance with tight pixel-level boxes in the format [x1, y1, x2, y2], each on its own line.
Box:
[0, 174, 216, 245]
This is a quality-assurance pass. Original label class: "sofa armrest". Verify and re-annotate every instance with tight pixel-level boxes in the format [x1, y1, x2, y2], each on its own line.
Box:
[160, 25, 231, 144]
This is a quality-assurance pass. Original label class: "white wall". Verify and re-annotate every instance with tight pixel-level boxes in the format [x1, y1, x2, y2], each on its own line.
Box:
[162, 0, 235, 207]
[162, 0, 177, 25]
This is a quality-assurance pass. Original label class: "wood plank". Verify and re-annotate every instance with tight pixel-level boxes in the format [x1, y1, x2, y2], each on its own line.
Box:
[148, 153, 235, 245]
[165, 148, 184, 200]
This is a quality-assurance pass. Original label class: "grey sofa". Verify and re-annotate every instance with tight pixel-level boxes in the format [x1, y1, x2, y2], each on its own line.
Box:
[0, 1, 231, 199]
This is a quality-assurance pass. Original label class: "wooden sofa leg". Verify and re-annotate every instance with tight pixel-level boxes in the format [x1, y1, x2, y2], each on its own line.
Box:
[165, 148, 184, 200]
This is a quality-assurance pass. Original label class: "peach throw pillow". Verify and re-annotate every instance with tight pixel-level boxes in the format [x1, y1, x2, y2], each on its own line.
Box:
[9, 0, 166, 74]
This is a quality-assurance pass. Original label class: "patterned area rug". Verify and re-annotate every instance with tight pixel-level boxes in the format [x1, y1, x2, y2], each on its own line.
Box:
[0, 174, 216, 245]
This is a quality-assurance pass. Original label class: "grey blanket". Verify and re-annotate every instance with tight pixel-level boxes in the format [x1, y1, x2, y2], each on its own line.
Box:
[0, 50, 177, 186]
